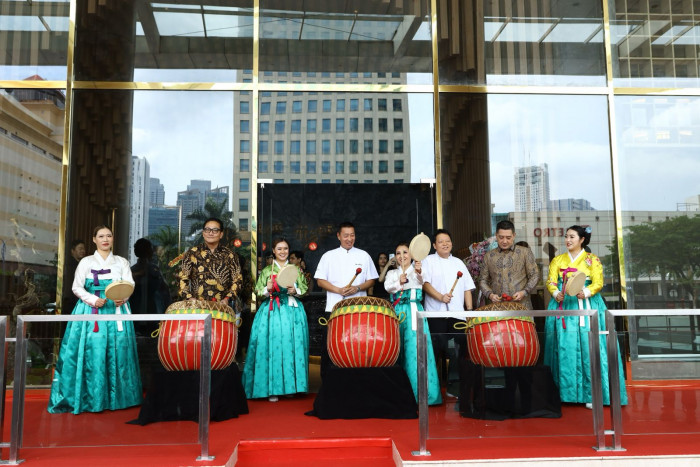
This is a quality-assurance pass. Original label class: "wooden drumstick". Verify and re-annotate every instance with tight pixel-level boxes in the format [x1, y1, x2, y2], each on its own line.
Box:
[448, 271, 463, 295]
[345, 267, 362, 287]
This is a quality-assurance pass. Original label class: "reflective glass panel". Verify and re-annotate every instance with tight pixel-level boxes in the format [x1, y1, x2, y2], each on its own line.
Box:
[440, 93, 618, 305]
[238, 92, 434, 230]
[614, 95, 700, 360]
[74, 0, 253, 81]
[438, 1, 606, 86]
[612, 1, 700, 87]
[259, 1, 432, 84]
[0, 0, 70, 80]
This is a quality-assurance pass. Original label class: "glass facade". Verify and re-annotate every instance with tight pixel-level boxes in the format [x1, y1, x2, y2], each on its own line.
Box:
[1, 0, 699, 402]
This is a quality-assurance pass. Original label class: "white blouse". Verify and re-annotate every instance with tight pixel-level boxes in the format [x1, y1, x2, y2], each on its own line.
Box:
[384, 263, 423, 294]
[72, 251, 134, 307]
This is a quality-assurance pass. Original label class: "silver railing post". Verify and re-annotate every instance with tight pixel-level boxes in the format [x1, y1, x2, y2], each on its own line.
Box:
[0, 316, 8, 461]
[5, 314, 211, 464]
[10, 315, 28, 464]
[588, 310, 605, 450]
[412, 314, 430, 456]
[198, 314, 213, 461]
[605, 310, 625, 451]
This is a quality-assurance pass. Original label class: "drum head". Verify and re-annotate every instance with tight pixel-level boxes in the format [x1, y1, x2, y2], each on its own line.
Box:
[565, 271, 587, 296]
[276, 265, 299, 288]
[409, 232, 431, 261]
[105, 280, 134, 301]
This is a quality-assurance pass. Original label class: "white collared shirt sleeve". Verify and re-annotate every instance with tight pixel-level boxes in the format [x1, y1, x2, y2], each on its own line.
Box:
[384, 269, 402, 294]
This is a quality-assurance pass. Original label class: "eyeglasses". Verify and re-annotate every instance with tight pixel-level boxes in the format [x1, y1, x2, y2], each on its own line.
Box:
[203, 228, 222, 234]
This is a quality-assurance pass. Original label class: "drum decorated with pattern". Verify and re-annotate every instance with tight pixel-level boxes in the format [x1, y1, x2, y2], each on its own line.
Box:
[465, 302, 539, 367]
[326, 296, 400, 368]
[157, 300, 238, 371]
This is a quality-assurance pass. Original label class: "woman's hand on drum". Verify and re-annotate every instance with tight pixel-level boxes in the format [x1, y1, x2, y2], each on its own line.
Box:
[287, 286, 296, 296]
[113, 299, 126, 307]
[414, 261, 421, 274]
[95, 297, 106, 308]
[555, 292, 564, 303]
[400, 273, 408, 285]
[440, 293, 452, 304]
[267, 278, 274, 292]
[575, 291, 586, 299]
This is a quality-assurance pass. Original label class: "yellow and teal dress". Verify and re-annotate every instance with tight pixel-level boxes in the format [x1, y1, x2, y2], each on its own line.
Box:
[544, 251, 628, 405]
[242, 261, 309, 398]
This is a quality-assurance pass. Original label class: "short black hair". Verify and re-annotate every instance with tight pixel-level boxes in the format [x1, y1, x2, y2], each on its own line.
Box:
[433, 228, 452, 243]
[290, 250, 304, 260]
[70, 239, 85, 249]
[134, 238, 153, 259]
[496, 220, 515, 233]
[515, 241, 530, 248]
[203, 217, 223, 231]
[337, 221, 355, 234]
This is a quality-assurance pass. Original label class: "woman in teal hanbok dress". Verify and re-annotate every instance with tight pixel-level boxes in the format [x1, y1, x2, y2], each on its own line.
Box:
[385, 242, 442, 405]
[243, 238, 309, 401]
[48, 225, 142, 414]
[544, 225, 627, 407]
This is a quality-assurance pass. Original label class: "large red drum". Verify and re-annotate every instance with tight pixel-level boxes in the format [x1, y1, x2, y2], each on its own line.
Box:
[157, 300, 238, 371]
[326, 297, 400, 368]
[465, 302, 539, 367]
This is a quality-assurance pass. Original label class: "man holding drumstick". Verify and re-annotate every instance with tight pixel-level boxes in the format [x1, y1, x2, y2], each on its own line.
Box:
[315, 221, 378, 376]
[422, 229, 474, 397]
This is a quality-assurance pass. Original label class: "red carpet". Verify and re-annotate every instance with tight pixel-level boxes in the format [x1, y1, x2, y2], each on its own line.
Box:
[4, 383, 700, 466]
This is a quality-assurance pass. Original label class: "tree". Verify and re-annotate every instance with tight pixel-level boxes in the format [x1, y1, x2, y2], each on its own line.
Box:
[186, 197, 238, 246]
[606, 215, 700, 308]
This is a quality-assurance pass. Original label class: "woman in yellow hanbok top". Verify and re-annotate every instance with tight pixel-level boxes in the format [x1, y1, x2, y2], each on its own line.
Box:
[544, 225, 627, 406]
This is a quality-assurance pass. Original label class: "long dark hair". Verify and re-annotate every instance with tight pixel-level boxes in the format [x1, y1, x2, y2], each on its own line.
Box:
[566, 225, 591, 248]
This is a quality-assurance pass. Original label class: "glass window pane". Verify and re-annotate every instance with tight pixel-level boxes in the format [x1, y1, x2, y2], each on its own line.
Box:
[437, 0, 606, 86]
[615, 95, 700, 316]
[259, 1, 431, 84]
[613, 5, 700, 87]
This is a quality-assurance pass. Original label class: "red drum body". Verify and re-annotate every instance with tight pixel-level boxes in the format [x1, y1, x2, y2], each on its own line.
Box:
[466, 302, 539, 368]
[327, 297, 400, 368]
[158, 300, 238, 371]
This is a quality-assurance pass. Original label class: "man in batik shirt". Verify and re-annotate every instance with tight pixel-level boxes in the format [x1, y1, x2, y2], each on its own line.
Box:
[178, 217, 242, 306]
[479, 220, 539, 309]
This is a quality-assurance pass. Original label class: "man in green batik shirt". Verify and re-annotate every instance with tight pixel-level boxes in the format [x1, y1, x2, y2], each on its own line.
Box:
[479, 220, 539, 309]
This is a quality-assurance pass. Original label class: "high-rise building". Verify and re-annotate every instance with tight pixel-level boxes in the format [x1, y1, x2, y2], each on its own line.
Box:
[548, 198, 595, 211]
[514, 164, 550, 212]
[148, 205, 180, 240]
[208, 186, 229, 212]
[232, 71, 411, 237]
[149, 177, 165, 207]
[0, 87, 63, 268]
[187, 179, 211, 209]
[177, 188, 203, 241]
[129, 156, 150, 263]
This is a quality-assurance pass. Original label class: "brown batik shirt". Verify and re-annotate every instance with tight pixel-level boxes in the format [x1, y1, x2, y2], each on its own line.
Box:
[178, 244, 242, 303]
[478, 245, 540, 309]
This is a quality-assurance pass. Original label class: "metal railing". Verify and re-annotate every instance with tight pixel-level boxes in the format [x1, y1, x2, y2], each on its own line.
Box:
[2, 313, 213, 465]
[413, 308, 618, 456]
[605, 308, 700, 451]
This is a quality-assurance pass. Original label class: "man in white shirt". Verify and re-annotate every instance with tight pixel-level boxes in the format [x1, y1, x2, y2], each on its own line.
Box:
[315, 221, 379, 375]
[422, 229, 474, 396]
